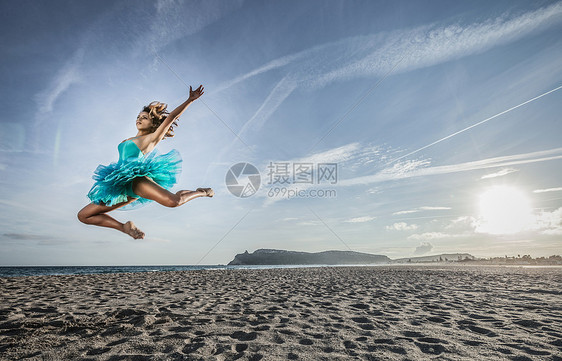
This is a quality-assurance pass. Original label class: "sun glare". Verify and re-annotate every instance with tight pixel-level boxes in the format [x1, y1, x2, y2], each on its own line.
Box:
[477, 185, 533, 235]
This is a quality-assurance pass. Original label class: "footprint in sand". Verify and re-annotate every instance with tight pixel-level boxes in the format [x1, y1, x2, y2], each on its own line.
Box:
[86, 347, 111, 356]
[182, 342, 205, 353]
[230, 330, 257, 341]
[427, 316, 447, 323]
[415, 342, 447, 355]
[234, 343, 248, 352]
[350, 303, 370, 310]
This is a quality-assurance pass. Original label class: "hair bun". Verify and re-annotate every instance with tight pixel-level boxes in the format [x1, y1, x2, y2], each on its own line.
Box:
[142, 101, 175, 139]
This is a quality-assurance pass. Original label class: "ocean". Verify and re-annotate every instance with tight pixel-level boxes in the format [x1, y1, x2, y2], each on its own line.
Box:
[1, 264, 557, 277]
[0, 264, 335, 278]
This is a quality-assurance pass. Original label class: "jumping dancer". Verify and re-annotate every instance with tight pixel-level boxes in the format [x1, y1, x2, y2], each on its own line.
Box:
[77, 85, 213, 239]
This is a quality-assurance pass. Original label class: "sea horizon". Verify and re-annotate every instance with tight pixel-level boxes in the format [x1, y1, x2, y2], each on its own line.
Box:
[1, 262, 560, 278]
[0, 264, 392, 278]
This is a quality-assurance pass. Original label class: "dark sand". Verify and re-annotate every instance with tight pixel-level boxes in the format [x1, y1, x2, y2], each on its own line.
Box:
[1, 265, 561, 360]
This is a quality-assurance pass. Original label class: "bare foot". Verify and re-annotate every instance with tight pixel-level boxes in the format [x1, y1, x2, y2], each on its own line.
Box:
[196, 187, 214, 197]
[123, 221, 145, 239]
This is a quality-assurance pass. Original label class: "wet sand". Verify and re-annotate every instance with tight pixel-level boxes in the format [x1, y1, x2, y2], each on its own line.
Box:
[1, 265, 561, 360]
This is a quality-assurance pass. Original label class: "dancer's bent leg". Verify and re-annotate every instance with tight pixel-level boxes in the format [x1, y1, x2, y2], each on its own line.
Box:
[77, 197, 144, 239]
[131, 176, 208, 207]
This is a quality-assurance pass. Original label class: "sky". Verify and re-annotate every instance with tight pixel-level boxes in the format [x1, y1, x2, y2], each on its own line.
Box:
[0, 0, 561, 266]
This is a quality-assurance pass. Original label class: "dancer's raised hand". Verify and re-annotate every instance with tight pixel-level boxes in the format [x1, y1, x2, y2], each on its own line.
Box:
[189, 85, 204, 101]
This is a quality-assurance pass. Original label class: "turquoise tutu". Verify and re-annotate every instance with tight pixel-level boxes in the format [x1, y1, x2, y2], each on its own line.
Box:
[87, 137, 182, 211]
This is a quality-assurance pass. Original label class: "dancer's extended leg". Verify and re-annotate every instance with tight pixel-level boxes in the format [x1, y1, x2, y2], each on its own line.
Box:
[77, 197, 145, 239]
[131, 176, 211, 208]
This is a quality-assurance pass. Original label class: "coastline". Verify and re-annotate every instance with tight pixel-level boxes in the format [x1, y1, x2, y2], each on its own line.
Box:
[2, 262, 561, 278]
[1, 265, 560, 360]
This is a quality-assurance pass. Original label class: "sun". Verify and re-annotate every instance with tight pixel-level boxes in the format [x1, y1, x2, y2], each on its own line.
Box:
[476, 185, 534, 235]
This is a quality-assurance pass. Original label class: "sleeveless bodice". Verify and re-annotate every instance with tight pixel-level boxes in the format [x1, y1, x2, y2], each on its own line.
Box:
[118, 139, 144, 162]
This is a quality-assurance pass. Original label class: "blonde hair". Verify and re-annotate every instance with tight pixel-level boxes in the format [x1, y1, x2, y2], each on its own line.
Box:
[142, 101, 178, 139]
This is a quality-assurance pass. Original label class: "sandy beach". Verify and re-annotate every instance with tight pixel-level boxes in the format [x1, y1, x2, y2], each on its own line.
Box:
[0, 265, 560, 360]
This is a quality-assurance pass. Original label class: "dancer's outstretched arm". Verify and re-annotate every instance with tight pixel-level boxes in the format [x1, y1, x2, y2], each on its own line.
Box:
[150, 85, 204, 144]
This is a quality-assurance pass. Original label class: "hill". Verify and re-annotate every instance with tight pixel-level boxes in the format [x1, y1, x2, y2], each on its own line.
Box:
[391, 254, 475, 263]
[228, 249, 391, 265]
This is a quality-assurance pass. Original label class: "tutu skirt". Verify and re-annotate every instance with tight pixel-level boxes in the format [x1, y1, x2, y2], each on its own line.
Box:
[87, 148, 182, 211]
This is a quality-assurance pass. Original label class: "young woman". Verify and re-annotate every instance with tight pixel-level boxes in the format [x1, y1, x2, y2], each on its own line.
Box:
[77, 85, 213, 239]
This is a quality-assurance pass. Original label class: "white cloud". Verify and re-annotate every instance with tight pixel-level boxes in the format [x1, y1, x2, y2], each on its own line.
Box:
[212, 3, 562, 169]
[218, 3, 562, 94]
[534, 187, 562, 193]
[296, 221, 322, 226]
[340, 147, 562, 186]
[534, 207, 562, 231]
[414, 242, 433, 255]
[451, 207, 562, 236]
[481, 168, 519, 179]
[445, 216, 477, 231]
[313, 3, 562, 88]
[420, 206, 452, 211]
[293, 142, 363, 165]
[393, 210, 419, 215]
[282, 217, 299, 221]
[144, 0, 244, 54]
[30, 47, 85, 154]
[258, 145, 562, 208]
[213, 3, 562, 166]
[34, 48, 84, 114]
[345, 216, 376, 223]
[408, 232, 465, 240]
[393, 207, 451, 216]
[542, 228, 562, 235]
[379, 159, 432, 178]
[387, 222, 418, 231]
[214, 52, 303, 94]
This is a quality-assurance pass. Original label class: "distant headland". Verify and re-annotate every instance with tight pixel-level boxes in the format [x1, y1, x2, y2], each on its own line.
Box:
[228, 249, 562, 266]
[228, 249, 390, 265]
